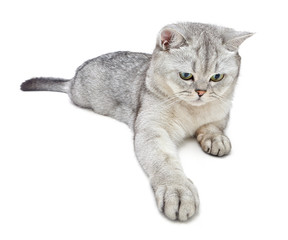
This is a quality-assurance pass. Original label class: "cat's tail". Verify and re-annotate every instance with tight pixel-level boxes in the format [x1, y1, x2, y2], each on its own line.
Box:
[21, 77, 70, 93]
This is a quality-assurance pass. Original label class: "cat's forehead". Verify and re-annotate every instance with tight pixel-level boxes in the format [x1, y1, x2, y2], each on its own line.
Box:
[173, 41, 225, 74]
[166, 31, 237, 75]
[189, 32, 222, 55]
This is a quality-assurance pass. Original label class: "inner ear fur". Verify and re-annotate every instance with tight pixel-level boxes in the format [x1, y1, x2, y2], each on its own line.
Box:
[158, 28, 186, 50]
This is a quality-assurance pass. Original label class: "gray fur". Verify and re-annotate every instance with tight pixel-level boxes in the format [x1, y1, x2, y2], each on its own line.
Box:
[21, 22, 253, 221]
[21, 77, 70, 93]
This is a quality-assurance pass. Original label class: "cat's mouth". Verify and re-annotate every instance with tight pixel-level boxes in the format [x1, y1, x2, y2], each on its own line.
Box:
[190, 95, 217, 106]
[184, 97, 207, 106]
[177, 92, 212, 106]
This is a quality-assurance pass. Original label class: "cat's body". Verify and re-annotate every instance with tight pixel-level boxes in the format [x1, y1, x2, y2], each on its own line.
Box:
[21, 22, 252, 221]
[70, 51, 151, 128]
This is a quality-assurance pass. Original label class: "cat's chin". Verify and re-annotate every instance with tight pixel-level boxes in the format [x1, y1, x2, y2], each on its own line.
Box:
[191, 102, 206, 106]
[186, 99, 208, 107]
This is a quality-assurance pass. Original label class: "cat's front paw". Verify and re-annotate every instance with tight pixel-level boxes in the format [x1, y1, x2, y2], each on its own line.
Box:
[151, 175, 199, 222]
[197, 133, 231, 156]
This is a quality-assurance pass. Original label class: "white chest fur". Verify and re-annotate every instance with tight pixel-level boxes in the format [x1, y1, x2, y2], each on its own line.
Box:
[167, 100, 231, 141]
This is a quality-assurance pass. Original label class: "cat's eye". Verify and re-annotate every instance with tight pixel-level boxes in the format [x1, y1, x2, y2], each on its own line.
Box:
[179, 72, 194, 81]
[210, 73, 225, 82]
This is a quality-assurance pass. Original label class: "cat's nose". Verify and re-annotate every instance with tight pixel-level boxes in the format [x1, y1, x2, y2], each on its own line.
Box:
[195, 89, 206, 97]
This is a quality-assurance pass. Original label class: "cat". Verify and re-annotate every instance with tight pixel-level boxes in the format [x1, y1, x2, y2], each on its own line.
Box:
[21, 22, 253, 221]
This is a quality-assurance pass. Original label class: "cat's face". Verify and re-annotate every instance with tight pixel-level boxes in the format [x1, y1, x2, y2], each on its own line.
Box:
[149, 23, 252, 107]
[155, 43, 240, 106]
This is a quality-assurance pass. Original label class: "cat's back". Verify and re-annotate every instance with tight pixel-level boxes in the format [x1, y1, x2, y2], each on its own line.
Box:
[76, 51, 151, 76]
[72, 51, 151, 92]
[69, 51, 151, 127]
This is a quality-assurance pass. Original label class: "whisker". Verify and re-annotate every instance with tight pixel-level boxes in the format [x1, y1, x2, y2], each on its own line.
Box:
[209, 92, 232, 116]
[138, 90, 190, 118]
[137, 87, 195, 121]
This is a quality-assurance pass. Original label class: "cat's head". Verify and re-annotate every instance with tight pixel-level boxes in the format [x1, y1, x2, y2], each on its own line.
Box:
[148, 22, 253, 106]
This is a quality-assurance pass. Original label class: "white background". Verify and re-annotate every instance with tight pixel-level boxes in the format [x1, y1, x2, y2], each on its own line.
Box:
[1, 0, 288, 239]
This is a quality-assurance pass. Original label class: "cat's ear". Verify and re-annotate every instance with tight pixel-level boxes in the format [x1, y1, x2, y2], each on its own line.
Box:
[158, 28, 186, 50]
[223, 30, 254, 51]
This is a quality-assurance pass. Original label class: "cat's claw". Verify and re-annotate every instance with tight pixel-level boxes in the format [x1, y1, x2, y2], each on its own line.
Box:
[197, 133, 231, 157]
[152, 177, 199, 222]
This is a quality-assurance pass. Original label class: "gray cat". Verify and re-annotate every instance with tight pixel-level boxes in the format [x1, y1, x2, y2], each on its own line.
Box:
[21, 22, 253, 221]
